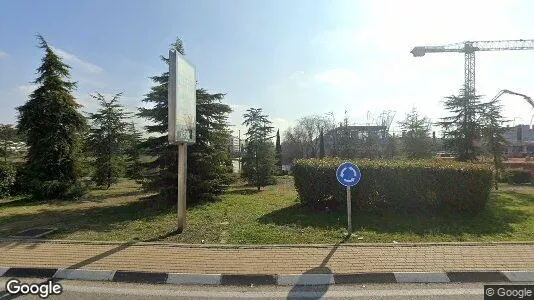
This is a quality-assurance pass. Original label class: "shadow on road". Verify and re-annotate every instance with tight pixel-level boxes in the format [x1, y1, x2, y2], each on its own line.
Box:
[286, 235, 349, 300]
[0, 229, 181, 300]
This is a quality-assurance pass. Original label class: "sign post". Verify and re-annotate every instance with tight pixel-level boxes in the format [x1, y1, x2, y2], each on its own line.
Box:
[177, 144, 187, 231]
[346, 185, 351, 233]
[336, 162, 362, 236]
[168, 50, 196, 233]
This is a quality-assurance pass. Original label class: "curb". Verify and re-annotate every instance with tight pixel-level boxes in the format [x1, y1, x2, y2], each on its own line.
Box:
[2, 267, 534, 285]
[3, 237, 534, 248]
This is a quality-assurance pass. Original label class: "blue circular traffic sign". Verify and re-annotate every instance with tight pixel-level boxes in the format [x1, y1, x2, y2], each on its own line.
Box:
[336, 162, 361, 187]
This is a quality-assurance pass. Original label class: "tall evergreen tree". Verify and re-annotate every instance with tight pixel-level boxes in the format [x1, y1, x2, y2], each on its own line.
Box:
[439, 87, 486, 162]
[242, 108, 276, 190]
[399, 108, 433, 159]
[124, 122, 144, 180]
[384, 133, 398, 158]
[17, 35, 87, 199]
[137, 37, 233, 204]
[481, 98, 509, 189]
[87, 93, 131, 188]
[318, 129, 325, 158]
[275, 129, 282, 173]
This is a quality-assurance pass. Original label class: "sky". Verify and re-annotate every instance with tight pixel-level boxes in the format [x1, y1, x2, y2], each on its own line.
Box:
[1, 0, 534, 138]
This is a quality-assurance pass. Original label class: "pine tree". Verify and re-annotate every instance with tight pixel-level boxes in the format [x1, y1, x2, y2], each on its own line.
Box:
[384, 133, 398, 158]
[318, 129, 325, 158]
[275, 129, 282, 173]
[439, 87, 486, 162]
[481, 98, 509, 189]
[188, 89, 234, 199]
[17, 35, 87, 199]
[124, 122, 144, 180]
[137, 37, 233, 204]
[87, 93, 131, 188]
[242, 108, 276, 190]
[399, 108, 433, 159]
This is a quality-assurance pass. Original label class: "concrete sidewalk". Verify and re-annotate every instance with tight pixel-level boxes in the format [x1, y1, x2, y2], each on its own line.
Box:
[1, 239, 534, 274]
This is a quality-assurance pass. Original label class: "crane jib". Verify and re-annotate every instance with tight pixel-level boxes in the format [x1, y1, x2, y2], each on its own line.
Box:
[411, 39, 534, 96]
[411, 39, 534, 55]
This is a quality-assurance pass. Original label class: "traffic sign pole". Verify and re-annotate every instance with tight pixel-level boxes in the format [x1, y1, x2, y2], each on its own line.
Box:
[346, 186, 352, 234]
[336, 162, 361, 237]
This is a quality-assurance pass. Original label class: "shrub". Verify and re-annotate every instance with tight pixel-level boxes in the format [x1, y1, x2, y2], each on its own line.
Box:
[28, 179, 87, 200]
[11, 162, 30, 196]
[505, 170, 531, 184]
[293, 158, 493, 214]
[0, 162, 16, 197]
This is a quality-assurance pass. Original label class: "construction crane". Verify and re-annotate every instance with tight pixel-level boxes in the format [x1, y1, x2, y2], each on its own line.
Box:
[491, 89, 533, 154]
[411, 39, 534, 96]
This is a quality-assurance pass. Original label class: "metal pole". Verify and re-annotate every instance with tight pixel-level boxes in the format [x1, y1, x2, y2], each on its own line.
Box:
[177, 143, 187, 233]
[346, 186, 352, 234]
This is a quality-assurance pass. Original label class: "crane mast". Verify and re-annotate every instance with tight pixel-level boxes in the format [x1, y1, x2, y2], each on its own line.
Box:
[411, 39, 534, 96]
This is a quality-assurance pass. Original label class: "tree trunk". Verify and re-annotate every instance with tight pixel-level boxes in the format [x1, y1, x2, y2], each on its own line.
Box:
[494, 154, 499, 190]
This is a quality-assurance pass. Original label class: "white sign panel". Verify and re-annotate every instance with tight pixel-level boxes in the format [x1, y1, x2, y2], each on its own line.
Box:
[168, 50, 196, 144]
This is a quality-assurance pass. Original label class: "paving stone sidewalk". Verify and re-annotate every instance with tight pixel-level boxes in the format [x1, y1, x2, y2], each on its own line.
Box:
[1, 239, 534, 274]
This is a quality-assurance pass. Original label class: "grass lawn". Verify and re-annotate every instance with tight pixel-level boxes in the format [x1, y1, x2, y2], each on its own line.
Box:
[1, 176, 534, 244]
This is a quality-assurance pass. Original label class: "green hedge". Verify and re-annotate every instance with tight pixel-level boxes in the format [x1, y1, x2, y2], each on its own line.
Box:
[502, 170, 531, 184]
[293, 158, 493, 214]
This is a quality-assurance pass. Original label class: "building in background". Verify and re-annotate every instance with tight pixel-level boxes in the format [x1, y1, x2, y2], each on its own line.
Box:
[503, 125, 534, 157]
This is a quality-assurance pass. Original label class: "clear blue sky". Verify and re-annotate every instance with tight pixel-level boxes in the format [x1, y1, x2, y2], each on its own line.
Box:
[2, 0, 534, 136]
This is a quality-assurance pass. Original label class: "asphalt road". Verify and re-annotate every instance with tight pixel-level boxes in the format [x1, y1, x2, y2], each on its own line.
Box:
[1, 278, 532, 299]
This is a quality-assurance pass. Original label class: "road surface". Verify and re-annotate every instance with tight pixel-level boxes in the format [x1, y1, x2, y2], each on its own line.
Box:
[2, 277, 531, 299]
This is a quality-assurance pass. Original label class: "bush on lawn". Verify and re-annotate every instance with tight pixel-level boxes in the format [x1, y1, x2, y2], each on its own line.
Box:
[504, 170, 531, 184]
[0, 162, 16, 197]
[11, 162, 30, 196]
[293, 158, 493, 214]
[28, 179, 87, 200]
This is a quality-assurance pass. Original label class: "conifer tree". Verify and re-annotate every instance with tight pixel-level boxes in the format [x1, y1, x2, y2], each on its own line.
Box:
[242, 108, 276, 190]
[318, 129, 325, 158]
[481, 98, 509, 189]
[440, 87, 486, 161]
[87, 93, 131, 188]
[124, 122, 144, 180]
[275, 129, 282, 173]
[17, 35, 87, 199]
[137, 37, 233, 204]
[399, 108, 433, 159]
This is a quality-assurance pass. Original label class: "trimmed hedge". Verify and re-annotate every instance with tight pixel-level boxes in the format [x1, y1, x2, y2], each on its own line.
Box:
[293, 158, 493, 214]
[503, 170, 531, 184]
